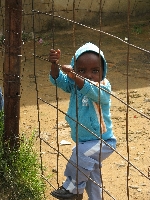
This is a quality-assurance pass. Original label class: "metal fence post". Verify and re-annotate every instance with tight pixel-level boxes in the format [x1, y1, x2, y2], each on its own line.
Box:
[3, 0, 22, 150]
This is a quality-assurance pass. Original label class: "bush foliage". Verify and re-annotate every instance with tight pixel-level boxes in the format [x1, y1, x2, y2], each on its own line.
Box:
[0, 111, 45, 200]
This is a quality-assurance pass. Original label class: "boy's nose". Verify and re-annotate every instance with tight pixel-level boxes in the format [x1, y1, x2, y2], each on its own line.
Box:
[85, 73, 92, 80]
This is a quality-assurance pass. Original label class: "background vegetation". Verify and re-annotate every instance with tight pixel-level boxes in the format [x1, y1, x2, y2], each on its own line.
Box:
[0, 111, 46, 200]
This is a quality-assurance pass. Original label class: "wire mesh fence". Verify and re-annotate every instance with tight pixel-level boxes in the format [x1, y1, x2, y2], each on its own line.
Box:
[0, 0, 150, 199]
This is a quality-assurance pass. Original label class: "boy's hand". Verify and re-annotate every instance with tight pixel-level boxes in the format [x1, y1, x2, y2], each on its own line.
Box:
[49, 49, 61, 79]
[62, 65, 76, 79]
[62, 65, 84, 89]
[49, 49, 61, 64]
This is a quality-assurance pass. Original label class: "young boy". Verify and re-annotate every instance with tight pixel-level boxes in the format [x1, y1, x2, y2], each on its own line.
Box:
[49, 42, 116, 200]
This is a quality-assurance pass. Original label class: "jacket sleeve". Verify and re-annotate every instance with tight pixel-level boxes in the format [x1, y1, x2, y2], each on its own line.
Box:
[79, 79, 111, 104]
[49, 70, 73, 93]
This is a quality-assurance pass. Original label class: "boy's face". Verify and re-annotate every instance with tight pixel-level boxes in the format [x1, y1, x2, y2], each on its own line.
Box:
[75, 52, 103, 82]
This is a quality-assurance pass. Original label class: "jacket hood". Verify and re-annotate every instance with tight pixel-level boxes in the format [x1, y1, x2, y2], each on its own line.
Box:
[70, 42, 107, 80]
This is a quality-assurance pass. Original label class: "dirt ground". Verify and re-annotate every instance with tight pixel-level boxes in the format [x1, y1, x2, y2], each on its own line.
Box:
[1, 19, 150, 199]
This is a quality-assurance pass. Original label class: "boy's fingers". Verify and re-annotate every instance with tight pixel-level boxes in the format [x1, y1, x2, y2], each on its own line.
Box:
[50, 49, 56, 53]
[62, 65, 71, 71]
[62, 65, 76, 79]
[50, 49, 60, 54]
[49, 49, 60, 63]
[50, 49, 60, 57]
[56, 49, 61, 55]
[62, 65, 74, 73]
[62, 65, 72, 69]
[49, 55, 58, 63]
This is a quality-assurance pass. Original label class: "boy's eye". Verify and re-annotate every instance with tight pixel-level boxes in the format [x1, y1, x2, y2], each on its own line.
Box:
[93, 69, 99, 73]
[78, 69, 85, 73]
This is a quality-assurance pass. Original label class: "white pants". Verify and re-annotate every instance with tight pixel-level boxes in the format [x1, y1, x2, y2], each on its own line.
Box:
[63, 136, 116, 200]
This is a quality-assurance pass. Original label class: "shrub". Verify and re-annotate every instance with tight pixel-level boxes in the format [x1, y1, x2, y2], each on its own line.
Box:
[0, 111, 45, 200]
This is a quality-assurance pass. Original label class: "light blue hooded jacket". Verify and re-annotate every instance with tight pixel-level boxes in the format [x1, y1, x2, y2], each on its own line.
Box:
[50, 43, 114, 142]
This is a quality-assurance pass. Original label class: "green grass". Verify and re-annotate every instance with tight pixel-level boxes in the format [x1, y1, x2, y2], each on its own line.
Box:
[0, 111, 46, 200]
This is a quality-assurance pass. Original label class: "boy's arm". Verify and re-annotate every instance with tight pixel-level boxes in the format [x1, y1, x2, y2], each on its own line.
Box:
[49, 50, 84, 87]
[62, 65, 111, 103]
[49, 49, 61, 79]
[50, 63, 59, 79]
[62, 65, 84, 89]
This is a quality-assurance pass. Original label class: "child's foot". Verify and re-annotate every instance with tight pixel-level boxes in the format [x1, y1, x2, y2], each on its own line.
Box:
[50, 186, 83, 199]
